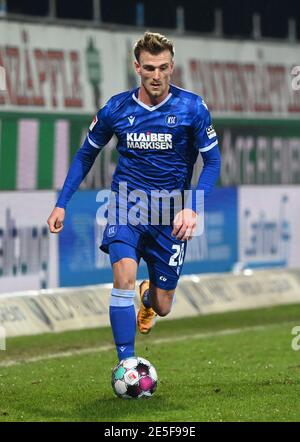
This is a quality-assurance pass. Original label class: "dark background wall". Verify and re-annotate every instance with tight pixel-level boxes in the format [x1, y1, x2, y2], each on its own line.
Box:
[5, 0, 300, 40]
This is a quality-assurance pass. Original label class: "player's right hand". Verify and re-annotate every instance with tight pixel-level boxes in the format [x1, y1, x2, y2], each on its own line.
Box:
[47, 207, 65, 234]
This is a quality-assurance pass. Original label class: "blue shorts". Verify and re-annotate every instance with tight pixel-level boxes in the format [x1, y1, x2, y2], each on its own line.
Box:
[100, 224, 187, 290]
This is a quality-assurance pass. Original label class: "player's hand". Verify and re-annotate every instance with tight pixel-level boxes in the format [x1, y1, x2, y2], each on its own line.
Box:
[47, 207, 65, 234]
[172, 208, 197, 241]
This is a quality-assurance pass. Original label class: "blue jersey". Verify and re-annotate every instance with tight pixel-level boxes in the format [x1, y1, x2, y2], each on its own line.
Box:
[56, 85, 221, 211]
[88, 84, 218, 195]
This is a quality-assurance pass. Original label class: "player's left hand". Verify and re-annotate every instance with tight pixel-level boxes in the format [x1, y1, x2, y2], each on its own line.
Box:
[172, 208, 197, 241]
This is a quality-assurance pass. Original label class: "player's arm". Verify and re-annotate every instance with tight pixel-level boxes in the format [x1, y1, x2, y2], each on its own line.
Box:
[47, 138, 100, 233]
[172, 99, 221, 241]
[47, 105, 114, 234]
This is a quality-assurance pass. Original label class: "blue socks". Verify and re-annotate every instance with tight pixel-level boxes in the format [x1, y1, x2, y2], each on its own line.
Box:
[109, 288, 136, 361]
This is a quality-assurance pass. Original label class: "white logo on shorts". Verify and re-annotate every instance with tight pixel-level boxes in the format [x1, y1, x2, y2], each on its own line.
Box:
[107, 225, 117, 237]
[159, 276, 167, 282]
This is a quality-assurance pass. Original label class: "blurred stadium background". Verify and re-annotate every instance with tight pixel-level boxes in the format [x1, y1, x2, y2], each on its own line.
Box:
[1, 0, 300, 422]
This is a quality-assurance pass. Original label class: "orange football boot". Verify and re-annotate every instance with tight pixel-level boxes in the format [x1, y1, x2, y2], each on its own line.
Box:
[137, 280, 157, 334]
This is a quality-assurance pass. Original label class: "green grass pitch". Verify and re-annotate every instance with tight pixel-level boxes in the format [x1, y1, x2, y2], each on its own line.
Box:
[1, 303, 300, 422]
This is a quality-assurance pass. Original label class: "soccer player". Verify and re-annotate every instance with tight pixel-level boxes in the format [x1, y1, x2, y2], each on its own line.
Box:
[47, 32, 221, 362]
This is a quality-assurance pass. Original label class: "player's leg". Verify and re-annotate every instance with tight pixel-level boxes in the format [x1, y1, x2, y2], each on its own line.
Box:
[100, 223, 144, 360]
[109, 241, 140, 361]
[147, 283, 175, 317]
[137, 225, 187, 333]
[138, 280, 175, 334]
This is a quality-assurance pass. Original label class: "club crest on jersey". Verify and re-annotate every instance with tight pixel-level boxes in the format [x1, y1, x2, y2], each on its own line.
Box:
[165, 114, 178, 127]
[89, 115, 98, 131]
[206, 125, 216, 139]
[128, 115, 135, 126]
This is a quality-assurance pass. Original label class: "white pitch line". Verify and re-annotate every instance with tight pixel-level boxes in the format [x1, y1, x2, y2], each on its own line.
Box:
[0, 322, 291, 368]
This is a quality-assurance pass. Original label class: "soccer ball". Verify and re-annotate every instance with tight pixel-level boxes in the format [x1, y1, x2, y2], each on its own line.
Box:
[111, 356, 158, 399]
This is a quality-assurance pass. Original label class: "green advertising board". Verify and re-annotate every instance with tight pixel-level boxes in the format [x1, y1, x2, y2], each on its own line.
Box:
[0, 112, 117, 190]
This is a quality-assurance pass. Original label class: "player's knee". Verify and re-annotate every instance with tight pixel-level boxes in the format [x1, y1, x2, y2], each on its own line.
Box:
[112, 257, 138, 290]
[114, 277, 136, 290]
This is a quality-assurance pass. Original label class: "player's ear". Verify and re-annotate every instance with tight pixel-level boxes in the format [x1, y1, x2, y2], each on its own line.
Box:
[134, 61, 141, 76]
[170, 61, 174, 74]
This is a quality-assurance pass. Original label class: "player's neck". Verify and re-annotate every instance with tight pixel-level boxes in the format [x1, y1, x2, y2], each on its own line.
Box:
[138, 85, 170, 107]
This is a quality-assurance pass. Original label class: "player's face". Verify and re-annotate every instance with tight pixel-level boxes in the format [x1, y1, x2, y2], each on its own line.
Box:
[135, 50, 174, 102]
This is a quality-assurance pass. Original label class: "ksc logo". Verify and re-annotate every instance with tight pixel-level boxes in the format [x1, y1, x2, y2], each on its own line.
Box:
[107, 225, 117, 237]
[166, 115, 178, 127]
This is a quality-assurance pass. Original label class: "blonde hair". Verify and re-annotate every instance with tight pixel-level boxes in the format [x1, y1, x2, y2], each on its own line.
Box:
[134, 32, 174, 62]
